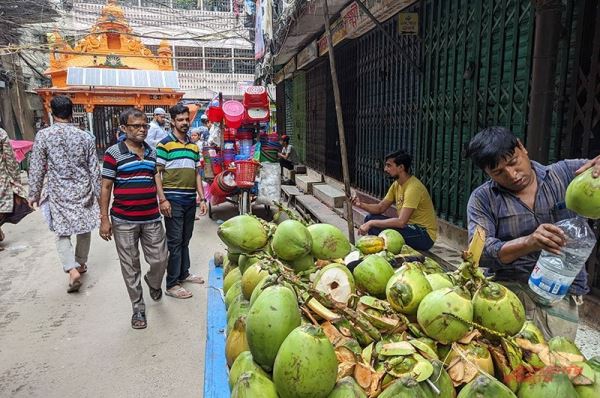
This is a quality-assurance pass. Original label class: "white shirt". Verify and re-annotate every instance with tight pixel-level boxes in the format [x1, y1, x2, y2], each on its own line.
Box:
[145, 120, 168, 149]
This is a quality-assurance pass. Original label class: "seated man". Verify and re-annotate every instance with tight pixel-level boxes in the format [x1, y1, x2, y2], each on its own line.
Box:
[354, 150, 438, 251]
[466, 126, 599, 340]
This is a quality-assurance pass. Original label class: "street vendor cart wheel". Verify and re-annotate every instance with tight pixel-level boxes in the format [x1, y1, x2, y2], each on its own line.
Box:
[208, 202, 214, 219]
[238, 190, 251, 215]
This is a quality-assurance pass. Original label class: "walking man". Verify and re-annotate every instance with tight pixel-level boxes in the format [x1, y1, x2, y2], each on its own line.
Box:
[99, 108, 167, 329]
[156, 104, 207, 299]
[145, 107, 168, 149]
[28, 96, 101, 293]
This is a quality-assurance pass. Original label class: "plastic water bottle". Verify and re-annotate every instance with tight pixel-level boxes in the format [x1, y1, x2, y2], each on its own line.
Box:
[528, 217, 597, 305]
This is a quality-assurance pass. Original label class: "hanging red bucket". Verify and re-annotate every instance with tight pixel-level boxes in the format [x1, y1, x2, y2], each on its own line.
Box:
[210, 171, 237, 197]
[223, 100, 245, 129]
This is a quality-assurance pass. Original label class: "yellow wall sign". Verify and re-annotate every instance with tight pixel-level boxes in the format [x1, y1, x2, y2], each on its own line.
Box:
[398, 12, 419, 35]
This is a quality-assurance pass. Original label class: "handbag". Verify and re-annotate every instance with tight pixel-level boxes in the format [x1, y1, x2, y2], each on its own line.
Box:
[0, 194, 33, 226]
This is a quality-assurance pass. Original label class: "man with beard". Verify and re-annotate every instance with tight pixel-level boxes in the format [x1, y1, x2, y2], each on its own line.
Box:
[466, 126, 600, 339]
[28, 96, 101, 293]
[353, 150, 438, 251]
[156, 104, 207, 299]
[99, 108, 167, 329]
[145, 107, 168, 149]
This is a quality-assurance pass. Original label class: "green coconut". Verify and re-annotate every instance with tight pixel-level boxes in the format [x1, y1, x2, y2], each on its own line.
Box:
[423, 360, 456, 398]
[378, 377, 433, 398]
[313, 263, 355, 304]
[228, 351, 270, 391]
[246, 285, 301, 371]
[273, 324, 338, 398]
[249, 277, 269, 307]
[444, 342, 494, 375]
[228, 252, 241, 266]
[241, 264, 269, 300]
[271, 219, 313, 261]
[231, 371, 278, 398]
[379, 229, 405, 255]
[426, 273, 454, 291]
[353, 255, 395, 298]
[575, 356, 600, 398]
[307, 223, 352, 260]
[417, 287, 473, 344]
[517, 366, 578, 398]
[225, 280, 243, 309]
[386, 265, 432, 314]
[290, 253, 316, 273]
[457, 374, 516, 398]
[517, 321, 546, 344]
[548, 336, 584, 357]
[327, 376, 367, 398]
[565, 168, 600, 219]
[218, 215, 268, 253]
[224, 267, 242, 295]
[238, 254, 260, 275]
[472, 282, 525, 336]
[227, 301, 250, 334]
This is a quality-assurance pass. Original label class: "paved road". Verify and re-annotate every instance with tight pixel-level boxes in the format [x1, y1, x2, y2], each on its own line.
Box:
[0, 202, 245, 397]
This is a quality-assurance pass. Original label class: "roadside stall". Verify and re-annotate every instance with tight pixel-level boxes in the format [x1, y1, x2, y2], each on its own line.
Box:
[201, 87, 280, 218]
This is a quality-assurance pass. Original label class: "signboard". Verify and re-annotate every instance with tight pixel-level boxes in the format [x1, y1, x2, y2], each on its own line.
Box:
[283, 57, 296, 79]
[297, 41, 318, 70]
[317, 19, 347, 56]
[342, 0, 419, 39]
[274, 69, 285, 84]
[398, 12, 419, 35]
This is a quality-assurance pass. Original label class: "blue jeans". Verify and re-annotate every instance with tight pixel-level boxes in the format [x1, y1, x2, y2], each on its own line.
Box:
[164, 201, 196, 289]
[365, 214, 434, 251]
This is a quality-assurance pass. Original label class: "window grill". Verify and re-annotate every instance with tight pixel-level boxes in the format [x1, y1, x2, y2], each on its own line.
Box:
[205, 47, 232, 73]
[234, 48, 254, 74]
[175, 46, 204, 71]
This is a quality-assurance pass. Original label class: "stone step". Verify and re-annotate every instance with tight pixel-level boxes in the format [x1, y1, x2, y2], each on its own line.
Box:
[281, 185, 301, 206]
[313, 184, 346, 208]
[294, 164, 307, 174]
[306, 167, 322, 181]
[342, 202, 371, 226]
[295, 195, 358, 241]
[283, 168, 295, 182]
[295, 174, 323, 194]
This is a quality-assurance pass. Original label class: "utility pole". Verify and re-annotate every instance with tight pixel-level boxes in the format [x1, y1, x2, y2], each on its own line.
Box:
[322, 0, 355, 244]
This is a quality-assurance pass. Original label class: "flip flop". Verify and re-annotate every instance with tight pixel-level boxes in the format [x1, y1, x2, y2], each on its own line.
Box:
[131, 311, 147, 329]
[67, 279, 82, 293]
[144, 274, 162, 301]
[76, 264, 87, 274]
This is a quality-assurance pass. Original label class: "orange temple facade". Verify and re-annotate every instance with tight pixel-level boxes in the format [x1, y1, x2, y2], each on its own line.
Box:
[37, 0, 184, 145]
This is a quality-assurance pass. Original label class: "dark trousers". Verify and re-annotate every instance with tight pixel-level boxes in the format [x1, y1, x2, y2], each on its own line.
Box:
[365, 214, 435, 251]
[280, 158, 294, 171]
[164, 202, 196, 289]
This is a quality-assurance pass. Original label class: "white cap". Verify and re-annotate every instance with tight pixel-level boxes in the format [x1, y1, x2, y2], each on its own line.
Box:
[200, 114, 208, 120]
[154, 107, 166, 115]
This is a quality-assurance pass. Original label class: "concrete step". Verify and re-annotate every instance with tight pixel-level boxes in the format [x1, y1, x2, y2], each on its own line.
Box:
[313, 184, 346, 208]
[306, 167, 322, 181]
[294, 164, 307, 174]
[295, 174, 323, 194]
[281, 185, 301, 206]
[283, 168, 295, 182]
[342, 202, 371, 226]
[295, 194, 358, 241]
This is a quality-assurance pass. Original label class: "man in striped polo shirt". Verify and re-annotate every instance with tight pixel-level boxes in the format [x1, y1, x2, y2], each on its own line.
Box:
[99, 108, 168, 329]
[156, 104, 207, 299]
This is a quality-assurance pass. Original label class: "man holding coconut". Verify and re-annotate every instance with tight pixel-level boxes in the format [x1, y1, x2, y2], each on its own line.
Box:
[466, 126, 600, 340]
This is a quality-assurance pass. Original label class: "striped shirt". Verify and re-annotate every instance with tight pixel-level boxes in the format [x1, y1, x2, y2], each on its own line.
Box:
[467, 160, 589, 295]
[102, 142, 161, 224]
[156, 132, 200, 205]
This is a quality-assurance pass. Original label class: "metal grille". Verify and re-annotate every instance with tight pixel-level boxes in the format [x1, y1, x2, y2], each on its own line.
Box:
[205, 47, 232, 73]
[417, 0, 534, 226]
[292, 72, 307, 163]
[355, 11, 421, 198]
[276, 81, 286, 135]
[305, 61, 329, 173]
[234, 48, 255, 74]
[176, 46, 204, 71]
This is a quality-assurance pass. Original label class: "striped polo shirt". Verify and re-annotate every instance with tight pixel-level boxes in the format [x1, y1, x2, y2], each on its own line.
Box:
[156, 132, 200, 205]
[102, 142, 161, 223]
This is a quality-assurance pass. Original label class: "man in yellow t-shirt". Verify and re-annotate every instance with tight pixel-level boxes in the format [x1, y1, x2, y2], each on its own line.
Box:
[353, 150, 438, 250]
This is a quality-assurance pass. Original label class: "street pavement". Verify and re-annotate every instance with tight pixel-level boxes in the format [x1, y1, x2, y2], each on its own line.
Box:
[0, 202, 243, 397]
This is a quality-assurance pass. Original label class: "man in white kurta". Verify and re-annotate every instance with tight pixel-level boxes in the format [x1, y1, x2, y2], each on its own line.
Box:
[28, 96, 101, 293]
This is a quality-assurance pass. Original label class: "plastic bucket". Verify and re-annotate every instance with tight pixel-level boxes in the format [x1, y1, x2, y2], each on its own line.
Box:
[223, 100, 245, 128]
[235, 160, 260, 188]
[210, 171, 237, 197]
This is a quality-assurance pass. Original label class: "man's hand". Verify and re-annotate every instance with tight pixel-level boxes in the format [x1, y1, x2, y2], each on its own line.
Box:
[575, 154, 600, 178]
[27, 200, 38, 209]
[527, 223, 566, 255]
[358, 222, 371, 236]
[99, 219, 112, 241]
[198, 201, 208, 216]
[160, 199, 172, 218]
[351, 194, 361, 209]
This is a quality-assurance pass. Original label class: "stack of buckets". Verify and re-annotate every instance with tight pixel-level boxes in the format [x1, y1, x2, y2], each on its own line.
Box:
[259, 132, 281, 162]
[223, 128, 236, 169]
[237, 129, 253, 160]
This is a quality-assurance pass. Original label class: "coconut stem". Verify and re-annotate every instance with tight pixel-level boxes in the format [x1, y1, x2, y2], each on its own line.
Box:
[443, 312, 508, 339]
[273, 201, 312, 226]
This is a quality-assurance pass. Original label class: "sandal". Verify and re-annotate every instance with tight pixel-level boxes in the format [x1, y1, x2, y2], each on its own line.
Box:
[144, 274, 162, 301]
[67, 279, 82, 293]
[131, 311, 147, 329]
[165, 285, 193, 299]
[179, 274, 205, 285]
[76, 264, 87, 274]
